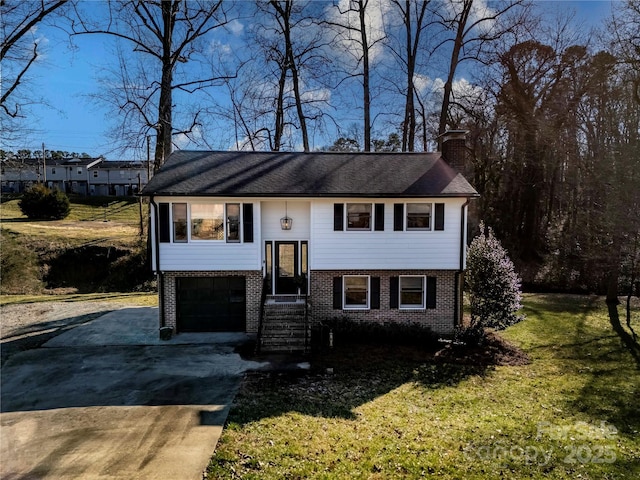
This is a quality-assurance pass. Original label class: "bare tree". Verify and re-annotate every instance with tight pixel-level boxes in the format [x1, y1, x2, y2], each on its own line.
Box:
[433, 0, 527, 142]
[325, 0, 388, 151]
[388, 0, 431, 152]
[609, 0, 640, 104]
[240, 0, 331, 151]
[69, 0, 231, 170]
[1, 0, 68, 142]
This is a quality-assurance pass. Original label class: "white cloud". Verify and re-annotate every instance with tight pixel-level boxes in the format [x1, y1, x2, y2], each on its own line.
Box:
[326, 0, 391, 64]
[414, 74, 444, 96]
[208, 39, 232, 56]
[173, 125, 204, 150]
[441, 0, 498, 35]
[227, 19, 244, 36]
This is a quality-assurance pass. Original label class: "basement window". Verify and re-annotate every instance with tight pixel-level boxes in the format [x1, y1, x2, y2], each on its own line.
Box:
[343, 275, 370, 309]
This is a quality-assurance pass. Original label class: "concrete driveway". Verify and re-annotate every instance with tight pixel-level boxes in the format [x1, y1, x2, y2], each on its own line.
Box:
[1, 307, 268, 480]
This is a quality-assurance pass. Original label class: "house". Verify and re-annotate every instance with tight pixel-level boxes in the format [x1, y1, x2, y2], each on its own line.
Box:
[1, 157, 150, 196]
[88, 160, 151, 196]
[1, 157, 102, 194]
[141, 131, 478, 351]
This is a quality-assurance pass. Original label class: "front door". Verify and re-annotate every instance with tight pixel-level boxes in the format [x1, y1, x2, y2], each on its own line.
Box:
[275, 241, 298, 294]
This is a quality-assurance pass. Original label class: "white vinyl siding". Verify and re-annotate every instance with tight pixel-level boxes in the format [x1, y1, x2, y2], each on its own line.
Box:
[261, 201, 310, 240]
[154, 197, 261, 271]
[151, 196, 468, 273]
[310, 198, 465, 270]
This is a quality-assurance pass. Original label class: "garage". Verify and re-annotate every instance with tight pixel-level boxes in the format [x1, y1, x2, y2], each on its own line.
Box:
[176, 276, 246, 332]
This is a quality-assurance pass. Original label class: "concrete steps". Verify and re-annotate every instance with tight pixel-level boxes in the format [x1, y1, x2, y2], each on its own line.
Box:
[259, 302, 308, 353]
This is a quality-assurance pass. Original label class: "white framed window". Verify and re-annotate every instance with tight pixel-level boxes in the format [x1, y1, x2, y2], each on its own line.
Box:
[172, 203, 188, 243]
[347, 203, 372, 230]
[191, 203, 224, 240]
[399, 275, 426, 309]
[92, 170, 98, 177]
[77, 167, 82, 175]
[343, 275, 370, 309]
[406, 203, 432, 230]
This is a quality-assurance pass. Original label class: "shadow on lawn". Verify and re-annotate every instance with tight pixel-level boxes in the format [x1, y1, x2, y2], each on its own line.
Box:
[231, 343, 499, 423]
[558, 300, 640, 437]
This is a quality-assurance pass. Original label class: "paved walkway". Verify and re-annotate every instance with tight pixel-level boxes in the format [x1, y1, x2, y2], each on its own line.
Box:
[1, 307, 268, 480]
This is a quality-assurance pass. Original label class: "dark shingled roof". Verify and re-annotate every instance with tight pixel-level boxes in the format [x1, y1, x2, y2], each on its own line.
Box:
[141, 150, 478, 198]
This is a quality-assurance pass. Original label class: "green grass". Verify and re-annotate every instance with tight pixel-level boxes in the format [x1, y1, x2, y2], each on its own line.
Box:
[1, 197, 147, 246]
[208, 294, 639, 479]
[0, 292, 158, 307]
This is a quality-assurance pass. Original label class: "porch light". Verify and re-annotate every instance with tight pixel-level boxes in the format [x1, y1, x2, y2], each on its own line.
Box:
[280, 202, 293, 230]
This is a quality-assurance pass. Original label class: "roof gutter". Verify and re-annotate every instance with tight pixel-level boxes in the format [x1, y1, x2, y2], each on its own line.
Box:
[459, 197, 471, 271]
[149, 195, 165, 329]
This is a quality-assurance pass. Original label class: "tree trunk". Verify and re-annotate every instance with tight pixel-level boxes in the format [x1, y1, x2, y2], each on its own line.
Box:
[154, 0, 177, 172]
[438, 0, 471, 140]
[359, 0, 371, 152]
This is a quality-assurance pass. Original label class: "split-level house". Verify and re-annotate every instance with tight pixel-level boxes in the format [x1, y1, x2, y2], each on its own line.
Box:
[141, 131, 478, 351]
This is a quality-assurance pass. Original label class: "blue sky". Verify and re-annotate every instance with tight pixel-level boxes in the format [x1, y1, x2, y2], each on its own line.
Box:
[5, 0, 617, 160]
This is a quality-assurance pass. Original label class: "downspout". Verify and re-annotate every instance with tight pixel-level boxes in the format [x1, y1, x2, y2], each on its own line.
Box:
[149, 195, 165, 329]
[455, 197, 472, 326]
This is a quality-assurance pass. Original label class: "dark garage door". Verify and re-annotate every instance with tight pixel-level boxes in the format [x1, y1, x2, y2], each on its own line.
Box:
[176, 276, 246, 332]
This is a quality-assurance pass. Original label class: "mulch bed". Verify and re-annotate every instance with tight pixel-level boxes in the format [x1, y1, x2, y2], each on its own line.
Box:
[433, 332, 530, 366]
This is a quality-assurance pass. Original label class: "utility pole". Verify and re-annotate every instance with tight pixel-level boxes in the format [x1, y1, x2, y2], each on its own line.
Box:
[138, 173, 144, 238]
[42, 142, 47, 184]
[146, 135, 151, 181]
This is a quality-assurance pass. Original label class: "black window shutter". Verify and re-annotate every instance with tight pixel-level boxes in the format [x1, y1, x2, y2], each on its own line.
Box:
[426, 276, 437, 309]
[334, 204, 344, 231]
[242, 203, 254, 243]
[158, 203, 170, 243]
[333, 277, 343, 309]
[393, 203, 404, 231]
[374, 203, 385, 231]
[371, 277, 380, 309]
[390, 276, 399, 308]
[435, 203, 445, 231]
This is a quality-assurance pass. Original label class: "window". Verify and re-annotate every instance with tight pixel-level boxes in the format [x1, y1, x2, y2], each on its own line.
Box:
[172, 203, 187, 243]
[226, 203, 240, 242]
[92, 170, 98, 177]
[407, 203, 431, 230]
[77, 168, 82, 175]
[191, 204, 224, 240]
[52, 168, 56, 174]
[400, 276, 425, 309]
[344, 275, 370, 309]
[347, 203, 372, 230]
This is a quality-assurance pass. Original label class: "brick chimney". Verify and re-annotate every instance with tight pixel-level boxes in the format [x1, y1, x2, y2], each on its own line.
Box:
[440, 130, 468, 173]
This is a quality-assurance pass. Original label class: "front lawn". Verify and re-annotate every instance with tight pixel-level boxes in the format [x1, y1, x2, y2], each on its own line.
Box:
[208, 294, 639, 479]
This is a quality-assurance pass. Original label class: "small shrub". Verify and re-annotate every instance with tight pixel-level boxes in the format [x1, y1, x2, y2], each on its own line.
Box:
[453, 324, 486, 347]
[19, 184, 70, 220]
[466, 222, 525, 330]
[317, 316, 439, 348]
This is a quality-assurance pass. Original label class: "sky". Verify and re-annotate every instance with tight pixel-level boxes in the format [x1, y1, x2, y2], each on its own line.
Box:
[3, 0, 617, 160]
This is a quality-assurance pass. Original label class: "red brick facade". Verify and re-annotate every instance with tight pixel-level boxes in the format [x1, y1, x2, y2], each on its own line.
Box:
[160, 269, 458, 335]
[309, 269, 457, 334]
